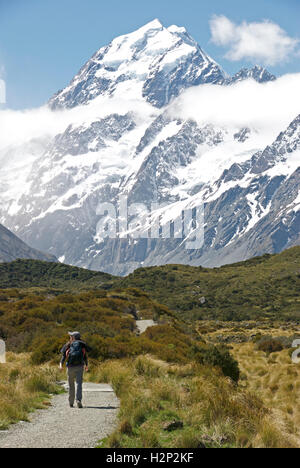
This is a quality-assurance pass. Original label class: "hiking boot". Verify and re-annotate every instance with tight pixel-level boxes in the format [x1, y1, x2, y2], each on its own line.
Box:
[77, 401, 83, 409]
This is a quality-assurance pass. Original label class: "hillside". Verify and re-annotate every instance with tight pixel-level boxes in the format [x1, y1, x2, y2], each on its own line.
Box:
[0, 224, 56, 263]
[117, 247, 300, 321]
[0, 249, 299, 447]
[0, 259, 113, 289]
[0, 287, 239, 382]
[1, 247, 299, 321]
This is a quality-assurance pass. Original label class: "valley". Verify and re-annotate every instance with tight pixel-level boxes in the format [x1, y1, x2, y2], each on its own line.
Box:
[0, 249, 299, 447]
[0, 14, 299, 450]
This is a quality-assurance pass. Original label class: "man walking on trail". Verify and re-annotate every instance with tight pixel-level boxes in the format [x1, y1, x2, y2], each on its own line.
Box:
[60, 332, 91, 409]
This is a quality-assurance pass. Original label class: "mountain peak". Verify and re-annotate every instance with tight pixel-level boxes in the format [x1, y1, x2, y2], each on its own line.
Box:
[139, 18, 163, 31]
[246, 65, 276, 81]
[49, 20, 225, 110]
[228, 65, 276, 84]
[168, 24, 187, 34]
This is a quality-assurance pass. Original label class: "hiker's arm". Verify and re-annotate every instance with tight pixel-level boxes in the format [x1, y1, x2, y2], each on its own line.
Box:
[60, 345, 67, 368]
[84, 352, 88, 367]
[83, 346, 89, 371]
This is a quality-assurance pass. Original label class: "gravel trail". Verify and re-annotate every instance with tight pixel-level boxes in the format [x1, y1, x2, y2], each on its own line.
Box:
[0, 382, 119, 448]
[136, 320, 157, 334]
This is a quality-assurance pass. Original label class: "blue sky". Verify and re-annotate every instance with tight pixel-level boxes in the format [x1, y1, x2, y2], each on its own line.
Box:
[0, 0, 299, 109]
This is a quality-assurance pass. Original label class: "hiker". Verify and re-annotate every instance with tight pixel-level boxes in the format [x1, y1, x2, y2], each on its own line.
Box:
[60, 332, 91, 408]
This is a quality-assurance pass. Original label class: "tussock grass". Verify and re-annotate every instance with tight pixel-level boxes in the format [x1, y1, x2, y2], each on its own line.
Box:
[90, 355, 293, 448]
[0, 353, 62, 430]
[231, 341, 300, 446]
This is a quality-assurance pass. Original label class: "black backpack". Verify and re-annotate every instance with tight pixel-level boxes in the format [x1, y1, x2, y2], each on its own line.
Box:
[67, 341, 85, 366]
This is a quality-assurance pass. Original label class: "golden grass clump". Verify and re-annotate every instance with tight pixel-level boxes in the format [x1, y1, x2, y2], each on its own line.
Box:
[89, 355, 294, 448]
[230, 341, 300, 446]
[0, 353, 61, 430]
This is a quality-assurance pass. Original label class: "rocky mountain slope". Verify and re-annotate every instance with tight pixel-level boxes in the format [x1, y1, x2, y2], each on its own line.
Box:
[0, 19, 298, 275]
[0, 224, 56, 263]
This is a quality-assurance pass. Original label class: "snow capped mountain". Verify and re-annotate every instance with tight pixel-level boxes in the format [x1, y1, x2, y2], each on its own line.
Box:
[193, 114, 300, 266]
[49, 21, 277, 112]
[49, 19, 225, 110]
[0, 20, 298, 275]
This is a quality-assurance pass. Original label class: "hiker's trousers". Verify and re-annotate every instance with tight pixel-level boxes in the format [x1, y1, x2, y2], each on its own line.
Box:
[67, 365, 84, 404]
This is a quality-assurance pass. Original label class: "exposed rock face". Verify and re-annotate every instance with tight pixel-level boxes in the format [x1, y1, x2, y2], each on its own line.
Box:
[226, 65, 276, 85]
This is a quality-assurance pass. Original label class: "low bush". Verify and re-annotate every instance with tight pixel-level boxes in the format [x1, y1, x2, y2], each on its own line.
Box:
[256, 339, 284, 354]
[0, 289, 240, 382]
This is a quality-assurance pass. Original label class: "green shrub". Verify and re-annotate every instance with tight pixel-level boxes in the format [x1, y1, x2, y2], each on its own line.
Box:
[196, 344, 240, 382]
[257, 339, 284, 354]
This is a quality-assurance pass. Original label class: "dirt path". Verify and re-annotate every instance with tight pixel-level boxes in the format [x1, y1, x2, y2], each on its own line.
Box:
[0, 382, 119, 448]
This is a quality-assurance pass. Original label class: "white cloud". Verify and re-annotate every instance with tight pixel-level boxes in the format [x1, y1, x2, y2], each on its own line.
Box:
[210, 15, 299, 66]
[168, 73, 300, 140]
[0, 95, 156, 151]
[0, 106, 68, 150]
[1, 74, 300, 174]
